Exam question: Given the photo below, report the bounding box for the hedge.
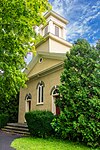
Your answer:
[25,110,54,138]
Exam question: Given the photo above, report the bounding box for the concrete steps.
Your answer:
[2,123,30,136]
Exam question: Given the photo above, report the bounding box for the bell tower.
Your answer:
[36,10,72,53]
[39,11,68,40]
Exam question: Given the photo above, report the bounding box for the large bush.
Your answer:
[25,110,54,138]
[0,94,19,123]
[51,39,100,147]
[0,114,9,128]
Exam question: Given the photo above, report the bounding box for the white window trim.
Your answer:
[37,84,44,105]
[39,57,43,63]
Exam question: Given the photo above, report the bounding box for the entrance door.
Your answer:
[25,93,32,113]
[56,105,60,115]
[25,100,31,122]
[52,89,60,115]
[26,100,31,112]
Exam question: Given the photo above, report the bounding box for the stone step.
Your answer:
[2,123,30,136]
[2,128,30,135]
[3,125,29,132]
[7,123,28,128]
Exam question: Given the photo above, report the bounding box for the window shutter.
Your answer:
[55,26,59,37]
[44,25,48,35]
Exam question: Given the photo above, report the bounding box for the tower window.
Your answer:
[44,25,48,35]
[55,26,59,37]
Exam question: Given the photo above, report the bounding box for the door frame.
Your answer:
[52,88,59,115]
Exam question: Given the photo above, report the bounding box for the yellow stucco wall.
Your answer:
[50,38,70,53]
[36,40,49,52]
[18,67,63,123]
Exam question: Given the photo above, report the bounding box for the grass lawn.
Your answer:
[11,137,99,150]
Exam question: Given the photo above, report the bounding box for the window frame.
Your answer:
[37,82,44,104]
[44,25,48,35]
[55,25,59,37]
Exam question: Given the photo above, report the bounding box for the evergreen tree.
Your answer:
[52,39,100,147]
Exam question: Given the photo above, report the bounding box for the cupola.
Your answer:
[36,10,72,54]
[39,10,68,40]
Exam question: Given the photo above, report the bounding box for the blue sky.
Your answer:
[26,0,100,63]
[49,0,100,45]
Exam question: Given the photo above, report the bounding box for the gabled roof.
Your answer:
[44,10,68,24]
[24,51,66,77]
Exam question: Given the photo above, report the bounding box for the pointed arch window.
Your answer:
[36,81,45,104]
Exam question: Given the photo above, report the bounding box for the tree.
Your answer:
[0,0,51,100]
[96,39,100,51]
[52,39,100,147]
[0,94,19,122]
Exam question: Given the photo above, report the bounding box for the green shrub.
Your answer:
[51,98,100,147]
[25,110,54,138]
[0,113,9,128]
[51,39,100,148]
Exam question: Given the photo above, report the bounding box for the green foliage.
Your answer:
[0,0,51,100]
[25,110,54,138]
[0,113,9,128]
[96,39,100,50]
[51,39,100,147]
[0,94,19,123]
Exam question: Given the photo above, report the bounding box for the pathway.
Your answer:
[0,130,22,150]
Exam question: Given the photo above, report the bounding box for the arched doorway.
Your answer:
[52,88,60,115]
[25,93,32,112]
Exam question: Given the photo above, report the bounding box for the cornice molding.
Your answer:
[28,62,64,81]
[36,33,72,49]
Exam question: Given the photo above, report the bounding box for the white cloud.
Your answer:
[50,0,100,44]
[51,0,64,15]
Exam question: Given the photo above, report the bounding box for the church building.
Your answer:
[18,10,72,123]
